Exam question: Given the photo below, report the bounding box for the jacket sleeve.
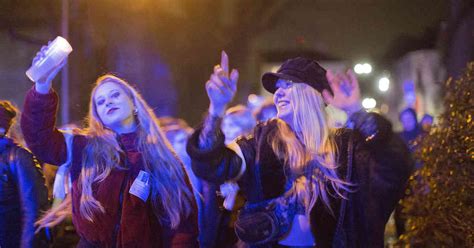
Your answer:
[349,111,414,191]
[21,87,67,165]
[186,125,248,184]
[10,147,49,248]
[348,112,415,246]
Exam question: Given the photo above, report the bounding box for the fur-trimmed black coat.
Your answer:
[187,114,414,248]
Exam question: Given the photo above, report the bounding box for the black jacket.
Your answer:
[187,114,414,248]
[0,137,49,248]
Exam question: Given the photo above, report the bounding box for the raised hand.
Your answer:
[33,44,66,84]
[206,51,239,116]
[322,69,362,116]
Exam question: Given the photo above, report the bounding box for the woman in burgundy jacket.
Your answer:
[21,55,198,247]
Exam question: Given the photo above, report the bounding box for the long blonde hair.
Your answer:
[37,75,194,230]
[271,83,348,216]
[78,74,194,228]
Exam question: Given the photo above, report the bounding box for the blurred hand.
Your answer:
[206,51,239,116]
[322,69,362,116]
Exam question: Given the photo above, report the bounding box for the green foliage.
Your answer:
[398,62,474,247]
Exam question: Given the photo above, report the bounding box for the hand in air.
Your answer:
[322,69,362,115]
[32,44,66,85]
[206,51,239,116]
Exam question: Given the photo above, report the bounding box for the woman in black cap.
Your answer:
[187,52,414,247]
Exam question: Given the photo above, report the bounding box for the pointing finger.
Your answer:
[221,51,229,76]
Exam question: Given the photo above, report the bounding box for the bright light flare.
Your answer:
[362,97,377,109]
[378,77,390,92]
[354,64,364,74]
[354,63,372,74]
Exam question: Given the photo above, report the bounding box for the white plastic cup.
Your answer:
[26,36,73,82]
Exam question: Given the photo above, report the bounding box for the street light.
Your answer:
[362,97,377,109]
[378,77,390,92]
[354,63,372,75]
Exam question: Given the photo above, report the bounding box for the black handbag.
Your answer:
[234,195,296,245]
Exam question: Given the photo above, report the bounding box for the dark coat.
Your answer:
[187,116,414,248]
[21,88,198,247]
[0,137,49,248]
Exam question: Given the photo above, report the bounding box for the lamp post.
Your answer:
[61,0,69,125]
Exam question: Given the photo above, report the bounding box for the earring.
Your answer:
[133,109,138,115]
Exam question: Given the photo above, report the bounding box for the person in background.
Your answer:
[158,116,205,245]
[158,117,195,174]
[394,110,432,238]
[221,105,257,145]
[253,99,277,123]
[22,51,198,247]
[0,100,49,248]
[187,52,413,247]
[398,107,422,151]
[206,105,257,247]
[420,114,434,133]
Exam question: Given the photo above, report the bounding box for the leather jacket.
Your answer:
[0,137,49,248]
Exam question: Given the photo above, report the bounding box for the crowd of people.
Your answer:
[0,49,433,248]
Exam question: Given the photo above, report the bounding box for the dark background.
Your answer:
[0,0,472,126]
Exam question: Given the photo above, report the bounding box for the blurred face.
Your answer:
[259,107,277,122]
[169,131,188,157]
[273,79,295,125]
[94,82,136,132]
[400,111,417,132]
[222,116,244,144]
[421,117,433,131]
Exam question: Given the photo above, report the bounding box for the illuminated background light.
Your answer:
[378,77,390,92]
[354,64,364,74]
[362,63,372,74]
[354,63,372,74]
[362,97,377,109]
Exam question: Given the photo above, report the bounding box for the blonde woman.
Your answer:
[187,52,413,247]
[21,55,198,247]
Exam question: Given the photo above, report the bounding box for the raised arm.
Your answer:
[21,47,68,165]
[326,69,414,245]
[199,51,239,150]
[187,51,246,183]
[323,67,413,181]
